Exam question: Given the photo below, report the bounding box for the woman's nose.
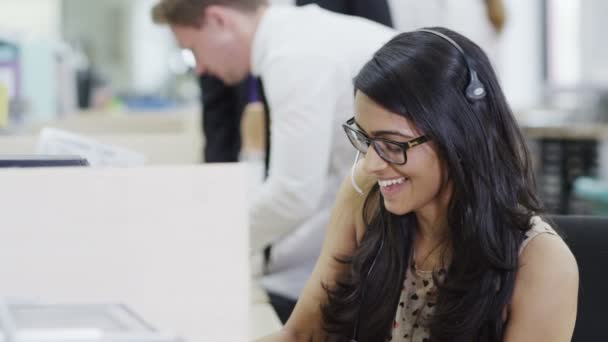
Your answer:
[361,145,388,174]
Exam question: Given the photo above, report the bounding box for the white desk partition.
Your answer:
[0,164,249,341]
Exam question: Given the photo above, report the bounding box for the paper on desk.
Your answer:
[37,128,146,167]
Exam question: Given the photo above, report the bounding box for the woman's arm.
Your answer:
[503,234,579,341]
[257,161,375,341]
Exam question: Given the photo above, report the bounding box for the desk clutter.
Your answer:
[535,138,599,214]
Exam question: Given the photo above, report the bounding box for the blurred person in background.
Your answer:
[389,0,506,67]
[200,0,393,164]
[294,0,392,27]
[152,0,395,323]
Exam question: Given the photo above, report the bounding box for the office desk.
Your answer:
[523,124,608,140]
[250,281,283,338]
[0,164,268,341]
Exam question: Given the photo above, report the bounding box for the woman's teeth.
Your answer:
[378,177,407,188]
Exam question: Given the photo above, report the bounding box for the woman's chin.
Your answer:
[383,198,411,216]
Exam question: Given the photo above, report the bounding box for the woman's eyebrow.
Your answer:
[372,130,413,139]
[354,119,414,139]
[353,119,367,133]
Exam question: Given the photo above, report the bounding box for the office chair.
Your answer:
[548,215,608,341]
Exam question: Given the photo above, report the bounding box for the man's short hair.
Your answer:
[152,0,267,27]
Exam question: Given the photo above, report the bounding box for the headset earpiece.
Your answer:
[466,70,486,101]
[416,29,486,102]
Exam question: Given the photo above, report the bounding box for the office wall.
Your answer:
[0,0,61,39]
[581,0,608,86]
[547,0,608,88]
[499,0,544,111]
[130,0,175,94]
[0,0,62,121]
[61,0,176,95]
[62,0,131,91]
[388,0,544,111]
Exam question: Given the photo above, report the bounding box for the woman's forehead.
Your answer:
[354,93,420,136]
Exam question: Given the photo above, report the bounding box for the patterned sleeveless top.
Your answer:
[388,216,558,342]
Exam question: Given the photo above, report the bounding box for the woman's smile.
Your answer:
[378,176,409,198]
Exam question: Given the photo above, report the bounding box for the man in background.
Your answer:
[152,0,395,322]
[200,0,393,164]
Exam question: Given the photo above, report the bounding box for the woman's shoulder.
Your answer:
[512,215,578,306]
[518,216,576,271]
[506,216,579,339]
[518,216,559,255]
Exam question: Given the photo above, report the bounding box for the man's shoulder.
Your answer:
[262,4,395,46]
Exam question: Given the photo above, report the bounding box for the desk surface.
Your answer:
[523,124,608,140]
[518,108,608,140]
[0,165,249,341]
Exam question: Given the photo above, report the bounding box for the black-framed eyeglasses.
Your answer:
[342,117,429,165]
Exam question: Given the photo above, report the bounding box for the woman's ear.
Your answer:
[441,161,452,188]
[439,152,459,189]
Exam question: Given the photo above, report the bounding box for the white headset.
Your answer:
[350,151,364,195]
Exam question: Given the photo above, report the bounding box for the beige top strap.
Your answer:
[519,216,558,255]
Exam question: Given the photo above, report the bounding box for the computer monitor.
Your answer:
[0,155,89,168]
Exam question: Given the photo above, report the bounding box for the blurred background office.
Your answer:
[4,0,606,215]
[0,0,607,207]
[0,0,607,340]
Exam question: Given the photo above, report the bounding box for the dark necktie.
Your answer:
[257,78,271,179]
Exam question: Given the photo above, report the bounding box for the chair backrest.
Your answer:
[548,215,608,342]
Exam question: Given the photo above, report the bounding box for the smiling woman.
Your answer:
[346,101,447,218]
[259,27,578,342]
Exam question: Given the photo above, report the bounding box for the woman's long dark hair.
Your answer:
[321,28,543,341]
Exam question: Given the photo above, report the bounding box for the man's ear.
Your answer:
[204,5,228,29]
